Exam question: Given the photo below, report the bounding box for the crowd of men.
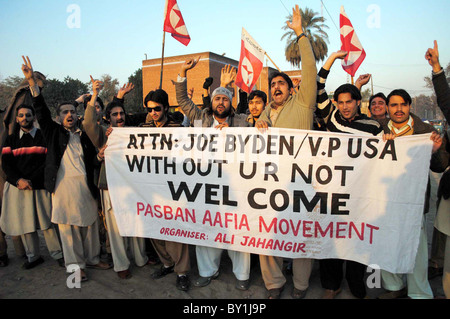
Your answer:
[0,5,449,299]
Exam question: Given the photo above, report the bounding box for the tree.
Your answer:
[124,68,143,114]
[424,62,450,89]
[98,74,120,105]
[0,76,24,111]
[281,7,329,66]
[43,76,89,116]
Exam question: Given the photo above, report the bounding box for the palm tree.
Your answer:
[281,7,329,66]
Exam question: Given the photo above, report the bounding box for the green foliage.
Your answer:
[281,7,329,66]
[124,68,143,114]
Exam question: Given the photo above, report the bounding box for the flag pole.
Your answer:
[160,31,166,89]
[264,52,281,72]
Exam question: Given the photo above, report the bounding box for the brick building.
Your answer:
[142,52,301,111]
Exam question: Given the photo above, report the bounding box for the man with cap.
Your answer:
[173,57,251,291]
[174,57,249,129]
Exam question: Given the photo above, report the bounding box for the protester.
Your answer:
[82,80,151,280]
[315,50,394,299]
[0,72,47,266]
[138,88,191,291]
[255,5,317,299]
[426,40,450,298]
[21,56,112,282]
[0,104,64,269]
[173,56,251,291]
[377,88,447,299]
[368,93,388,120]
[246,91,267,126]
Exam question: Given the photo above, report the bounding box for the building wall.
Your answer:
[142,52,302,110]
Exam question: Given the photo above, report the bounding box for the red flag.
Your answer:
[340,6,366,77]
[235,28,265,94]
[163,0,190,46]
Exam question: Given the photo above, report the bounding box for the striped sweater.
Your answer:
[316,67,383,136]
[1,128,47,189]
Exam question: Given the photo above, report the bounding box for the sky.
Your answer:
[1,0,449,98]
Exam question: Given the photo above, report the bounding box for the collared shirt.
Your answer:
[388,116,414,137]
[19,126,37,139]
[211,117,229,128]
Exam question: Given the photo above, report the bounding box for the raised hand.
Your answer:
[21,56,36,86]
[90,75,104,96]
[287,4,304,36]
[220,65,237,88]
[180,56,200,77]
[425,40,441,72]
[355,74,371,90]
[117,83,135,99]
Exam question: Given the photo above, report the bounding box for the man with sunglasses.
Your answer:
[137,89,191,291]
[0,104,64,270]
[140,89,184,128]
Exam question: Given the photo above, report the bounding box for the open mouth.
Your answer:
[274,91,283,97]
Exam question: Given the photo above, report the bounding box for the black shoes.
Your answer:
[176,275,190,291]
[22,256,44,270]
[152,265,174,279]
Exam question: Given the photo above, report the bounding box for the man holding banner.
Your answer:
[139,89,191,292]
[173,58,251,290]
[315,50,384,299]
[255,5,317,299]
[377,89,447,299]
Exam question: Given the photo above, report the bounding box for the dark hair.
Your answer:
[248,90,267,104]
[144,89,169,109]
[369,93,387,108]
[269,72,293,89]
[16,104,35,116]
[56,102,76,116]
[83,95,104,111]
[387,89,412,106]
[333,84,362,102]
[104,101,125,120]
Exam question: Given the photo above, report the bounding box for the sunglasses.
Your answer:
[147,106,162,113]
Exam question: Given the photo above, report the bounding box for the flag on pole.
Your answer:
[235,28,266,94]
[163,0,190,46]
[340,6,366,77]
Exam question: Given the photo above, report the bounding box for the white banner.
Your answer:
[105,127,433,273]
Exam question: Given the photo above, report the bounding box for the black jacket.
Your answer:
[33,93,99,199]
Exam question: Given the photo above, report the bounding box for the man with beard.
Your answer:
[22,56,111,282]
[173,58,251,291]
[254,5,317,300]
[174,57,249,129]
[83,81,150,281]
[0,104,64,269]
